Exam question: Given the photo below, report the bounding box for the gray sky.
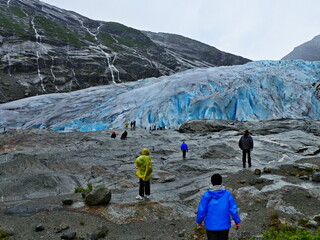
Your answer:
[41,0,320,61]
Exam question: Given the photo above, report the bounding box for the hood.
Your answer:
[142,148,150,155]
[207,185,226,200]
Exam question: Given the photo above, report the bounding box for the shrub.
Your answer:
[0,229,11,240]
[261,225,320,240]
[74,183,93,193]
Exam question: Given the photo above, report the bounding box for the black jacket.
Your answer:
[238,135,253,151]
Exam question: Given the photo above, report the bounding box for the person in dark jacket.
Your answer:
[120,130,128,140]
[238,130,254,168]
[196,174,241,240]
[111,132,116,139]
[180,141,189,158]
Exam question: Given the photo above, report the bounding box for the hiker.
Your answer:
[125,122,129,128]
[111,132,116,139]
[120,130,128,140]
[135,148,153,200]
[196,174,241,240]
[238,129,254,168]
[180,141,189,158]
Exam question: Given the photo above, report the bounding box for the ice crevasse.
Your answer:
[1,60,320,132]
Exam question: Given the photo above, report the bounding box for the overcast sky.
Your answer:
[41,0,320,61]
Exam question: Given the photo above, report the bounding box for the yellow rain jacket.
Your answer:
[135,148,153,181]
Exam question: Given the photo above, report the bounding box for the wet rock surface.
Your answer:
[0,119,320,239]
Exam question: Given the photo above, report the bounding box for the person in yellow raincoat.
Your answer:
[135,148,153,200]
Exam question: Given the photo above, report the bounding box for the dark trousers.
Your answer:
[182,150,187,158]
[206,229,229,240]
[242,150,251,168]
[139,178,150,197]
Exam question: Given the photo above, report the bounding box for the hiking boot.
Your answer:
[145,195,150,200]
[135,195,144,200]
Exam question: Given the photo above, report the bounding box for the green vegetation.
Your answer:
[84,32,97,44]
[33,16,85,47]
[104,22,139,35]
[0,229,11,240]
[9,6,27,18]
[0,12,26,35]
[100,22,152,50]
[248,213,320,240]
[298,218,310,227]
[97,32,123,52]
[74,183,93,193]
[259,225,320,240]
[114,35,146,49]
[98,32,116,46]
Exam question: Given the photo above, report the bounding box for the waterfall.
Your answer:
[80,20,121,84]
[31,17,46,92]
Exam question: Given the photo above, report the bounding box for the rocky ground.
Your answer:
[0,119,320,239]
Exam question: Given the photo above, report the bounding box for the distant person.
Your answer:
[135,148,153,200]
[180,141,189,158]
[125,122,129,128]
[111,132,116,139]
[121,130,128,140]
[196,174,241,240]
[238,129,254,168]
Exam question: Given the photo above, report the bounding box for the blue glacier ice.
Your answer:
[1,60,320,132]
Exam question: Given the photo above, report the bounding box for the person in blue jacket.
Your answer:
[180,141,189,158]
[196,174,241,240]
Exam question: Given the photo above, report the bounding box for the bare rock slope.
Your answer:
[0,119,320,239]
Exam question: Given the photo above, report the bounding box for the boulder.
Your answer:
[306,220,318,229]
[61,232,76,239]
[263,167,271,173]
[62,199,74,205]
[54,223,69,233]
[312,171,320,182]
[35,224,44,231]
[299,175,310,180]
[85,233,98,240]
[314,215,320,223]
[254,169,261,176]
[94,225,109,238]
[85,185,112,206]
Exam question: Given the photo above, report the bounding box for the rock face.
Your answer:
[143,31,249,67]
[0,0,250,103]
[282,34,320,61]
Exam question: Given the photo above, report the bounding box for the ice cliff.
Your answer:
[1,60,320,132]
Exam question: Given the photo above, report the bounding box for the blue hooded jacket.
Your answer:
[196,187,241,231]
[181,143,188,151]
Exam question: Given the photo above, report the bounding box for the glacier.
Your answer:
[1,60,320,132]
